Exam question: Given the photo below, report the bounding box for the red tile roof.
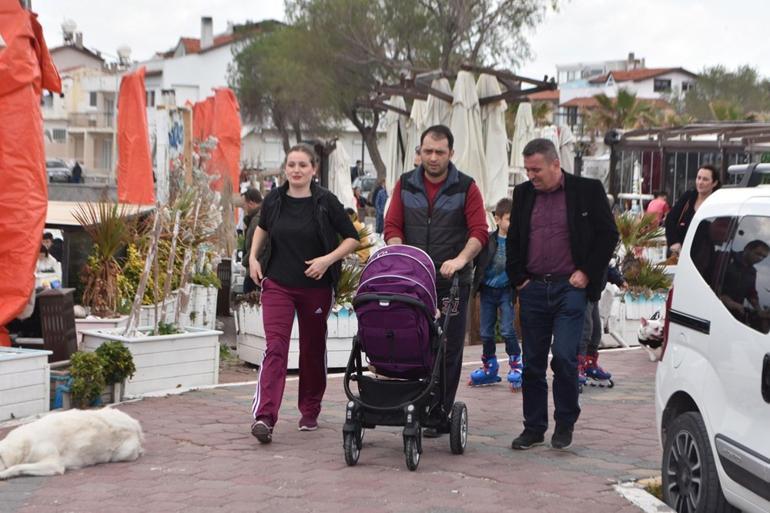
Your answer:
[561,96,671,109]
[527,89,559,101]
[588,67,696,84]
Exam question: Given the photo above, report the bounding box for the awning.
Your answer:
[45,201,154,227]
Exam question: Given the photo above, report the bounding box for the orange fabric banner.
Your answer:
[209,88,241,191]
[117,67,155,204]
[0,2,61,346]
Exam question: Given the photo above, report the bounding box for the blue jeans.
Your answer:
[518,279,587,434]
[479,286,521,358]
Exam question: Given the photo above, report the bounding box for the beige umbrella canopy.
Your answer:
[328,141,356,210]
[477,73,509,208]
[449,71,487,200]
[558,124,576,174]
[509,102,535,184]
[424,77,453,127]
[382,95,408,193]
[403,98,427,173]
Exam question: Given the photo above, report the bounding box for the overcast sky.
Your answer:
[33,0,770,79]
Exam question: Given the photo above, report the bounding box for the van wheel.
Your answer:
[662,412,737,513]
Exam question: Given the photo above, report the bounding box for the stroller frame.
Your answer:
[342,275,467,470]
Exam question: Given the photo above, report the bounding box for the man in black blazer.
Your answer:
[506,138,618,450]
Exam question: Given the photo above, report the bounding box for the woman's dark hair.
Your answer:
[284,143,319,167]
[699,164,721,191]
[39,245,48,256]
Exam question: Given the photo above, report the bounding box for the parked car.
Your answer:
[46,159,71,183]
[655,163,770,513]
[352,175,377,197]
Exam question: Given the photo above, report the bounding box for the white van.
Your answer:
[655,163,770,513]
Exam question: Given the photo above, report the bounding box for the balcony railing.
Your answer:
[68,111,115,129]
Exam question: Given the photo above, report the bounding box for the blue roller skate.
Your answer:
[468,355,501,386]
[584,354,614,388]
[577,355,587,393]
[507,354,523,392]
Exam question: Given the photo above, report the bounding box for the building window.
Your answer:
[89,91,97,107]
[146,90,155,107]
[654,78,672,92]
[52,129,67,143]
[681,81,694,92]
[566,106,578,127]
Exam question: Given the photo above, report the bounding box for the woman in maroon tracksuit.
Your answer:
[247,144,359,443]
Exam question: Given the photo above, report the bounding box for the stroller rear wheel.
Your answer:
[450,402,468,455]
[404,435,421,471]
[343,428,361,466]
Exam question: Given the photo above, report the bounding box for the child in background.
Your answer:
[468,198,523,390]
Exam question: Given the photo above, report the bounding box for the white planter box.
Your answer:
[0,347,52,421]
[75,315,129,346]
[80,326,222,396]
[137,292,178,327]
[235,303,357,369]
[177,285,218,329]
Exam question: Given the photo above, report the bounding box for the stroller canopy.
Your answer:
[356,245,437,314]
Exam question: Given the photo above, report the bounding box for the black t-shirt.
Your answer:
[263,195,330,288]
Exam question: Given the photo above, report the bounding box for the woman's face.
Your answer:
[284,151,315,188]
[696,168,718,195]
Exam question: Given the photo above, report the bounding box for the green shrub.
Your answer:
[191,270,221,289]
[70,352,106,408]
[95,341,136,385]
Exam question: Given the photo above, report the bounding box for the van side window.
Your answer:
[719,216,770,334]
[688,216,736,292]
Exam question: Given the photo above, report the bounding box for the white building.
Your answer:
[138,17,384,176]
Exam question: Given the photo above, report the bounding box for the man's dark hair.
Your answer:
[242,188,262,204]
[653,190,668,198]
[39,244,48,256]
[414,145,421,154]
[745,239,770,252]
[345,207,356,218]
[43,232,54,241]
[420,125,454,150]
[522,138,559,162]
[494,197,513,218]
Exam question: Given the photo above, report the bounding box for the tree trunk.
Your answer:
[348,110,386,181]
[272,111,292,153]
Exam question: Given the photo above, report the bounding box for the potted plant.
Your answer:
[69,351,106,409]
[94,341,136,403]
[72,202,133,342]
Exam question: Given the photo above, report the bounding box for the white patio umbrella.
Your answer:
[382,95,407,193]
[403,98,427,172]
[424,77,453,127]
[477,73,509,207]
[537,125,560,151]
[558,124,577,174]
[327,141,356,210]
[509,102,535,184]
[449,71,487,203]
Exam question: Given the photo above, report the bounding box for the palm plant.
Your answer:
[586,88,655,134]
[615,212,666,286]
[73,202,131,317]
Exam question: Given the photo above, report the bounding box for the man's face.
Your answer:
[524,152,561,191]
[245,200,260,214]
[42,239,52,250]
[745,245,770,266]
[495,213,510,234]
[419,135,453,179]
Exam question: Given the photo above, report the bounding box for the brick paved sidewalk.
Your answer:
[0,348,661,513]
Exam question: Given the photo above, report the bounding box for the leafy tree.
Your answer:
[232,0,557,179]
[684,65,770,121]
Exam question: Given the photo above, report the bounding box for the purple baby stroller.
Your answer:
[342,245,468,470]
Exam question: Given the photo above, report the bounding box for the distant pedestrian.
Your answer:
[70,161,82,183]
[646,190,670,226]
[507,138,618,451]
[240,188,263,294]
[350,159,363,184]
[247,143,359,444]
[370,178,387,234]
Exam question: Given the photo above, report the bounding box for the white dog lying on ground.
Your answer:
[0,408,144,480]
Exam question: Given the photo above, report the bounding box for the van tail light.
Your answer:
[660,287,674,360]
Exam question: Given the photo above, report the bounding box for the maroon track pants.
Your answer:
[251,278,333,427]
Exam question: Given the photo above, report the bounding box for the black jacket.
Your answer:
[471,228,507,296]
[506,171,619,302]
[665,189,698,248]
[258,181,358,290]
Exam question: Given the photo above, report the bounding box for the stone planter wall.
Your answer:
[235,303,357,369]
[80,326,222,396]
[0,347,52,421]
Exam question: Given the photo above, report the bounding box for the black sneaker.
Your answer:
[251,420,273,444]
[511,429,545,450]
[551,424,573,449]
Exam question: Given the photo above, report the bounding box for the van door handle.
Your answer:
[763,354,770,403]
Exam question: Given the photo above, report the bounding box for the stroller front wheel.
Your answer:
[343,431,361,466]
[404,435,420,471]
[450,402,468,455]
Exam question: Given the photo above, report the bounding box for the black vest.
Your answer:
[401,164,473,288]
